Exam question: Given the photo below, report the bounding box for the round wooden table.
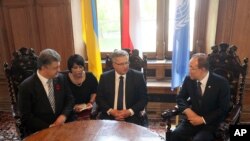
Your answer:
[23,120,164,141]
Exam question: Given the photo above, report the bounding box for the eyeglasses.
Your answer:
[189,67,200,71]
[114,62,130,66]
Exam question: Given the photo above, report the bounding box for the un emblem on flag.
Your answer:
[175,0,189,29]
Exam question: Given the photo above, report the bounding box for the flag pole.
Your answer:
[175,87,181,125]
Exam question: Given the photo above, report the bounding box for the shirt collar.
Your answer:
[198,71,209,85]
[115,71,126,80]
[37,70,49,85]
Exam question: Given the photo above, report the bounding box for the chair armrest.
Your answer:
[161,106,180,140]
[140,109,149,127]
[161,106,180,121]
[90,102,100,119]
[225,104,241,124]
[215,104,241,140]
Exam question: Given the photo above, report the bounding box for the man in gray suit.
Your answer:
[18,49,74,134]
[96,49,148,126]
[171,53,230,141]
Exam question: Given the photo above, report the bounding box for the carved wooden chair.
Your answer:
[105,49,148,80]
[161,43,248,141]
[103,49,149,126]
[3,47,38,139]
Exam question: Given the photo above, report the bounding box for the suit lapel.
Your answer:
[110,71,116,104]
[203,73,214,97]
[125,70,132,105]
[52,78,58,114]
[34,74,53,113]
[34,74,55,114]
[35,74,49,100]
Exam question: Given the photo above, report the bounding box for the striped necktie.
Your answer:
[47,79,55,113]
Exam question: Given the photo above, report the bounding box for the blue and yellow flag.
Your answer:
[81,0,102,80]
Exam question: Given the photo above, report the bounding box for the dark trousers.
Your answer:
[170,120,215,141]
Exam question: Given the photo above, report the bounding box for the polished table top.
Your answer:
[23,120,164,141]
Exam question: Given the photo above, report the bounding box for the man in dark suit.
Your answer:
[18,49,74,134]
[171,53,230,141]
[96,49,148,126]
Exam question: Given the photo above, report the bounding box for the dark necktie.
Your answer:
[117,76,124,110]
[47,79,55,113]
[197,81,202,96]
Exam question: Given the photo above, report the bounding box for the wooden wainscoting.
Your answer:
[146,80,177,120]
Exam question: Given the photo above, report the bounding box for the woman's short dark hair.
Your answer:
[67,54,85,71]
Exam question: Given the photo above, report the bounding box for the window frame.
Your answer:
[99,0,208,60]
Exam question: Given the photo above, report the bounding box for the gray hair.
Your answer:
[191,53,209,70]
[37,48,61,69]
[111,49,129,62]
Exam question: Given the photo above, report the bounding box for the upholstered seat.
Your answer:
[161,43,248,141]
[4,47,38,139]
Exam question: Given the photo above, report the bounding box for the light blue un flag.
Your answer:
[171,0,190,90]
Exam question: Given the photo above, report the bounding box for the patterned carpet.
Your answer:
[0,111,20,141]
[0,111,166,141]
[148,119,166,139]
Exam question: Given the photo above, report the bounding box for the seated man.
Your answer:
[96,49,148,126]
[171,53,230,141]
[18,49,75,134]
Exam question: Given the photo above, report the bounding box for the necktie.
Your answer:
[117,76,124,110]
[47,79,55,113]
[197,81,202,96]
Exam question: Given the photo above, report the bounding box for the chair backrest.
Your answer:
[208,43,248,124]
[105,49,148,80]
[3,47,38,139]
[104,49,148,126]
[161,43,248,141]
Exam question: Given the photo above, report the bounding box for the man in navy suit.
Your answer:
[18,49,74,134]
[171,53,230,141]
[96,49,148,126]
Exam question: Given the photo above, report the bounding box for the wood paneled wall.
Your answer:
[216,0,250,62]
[216,0,250,90]
[216,0,250,120]
[0,0,74,69]
[0,0,75,110]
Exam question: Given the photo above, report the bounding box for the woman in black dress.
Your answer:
[66,54,98,120]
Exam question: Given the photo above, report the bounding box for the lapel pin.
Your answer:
[208,86,211,88]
